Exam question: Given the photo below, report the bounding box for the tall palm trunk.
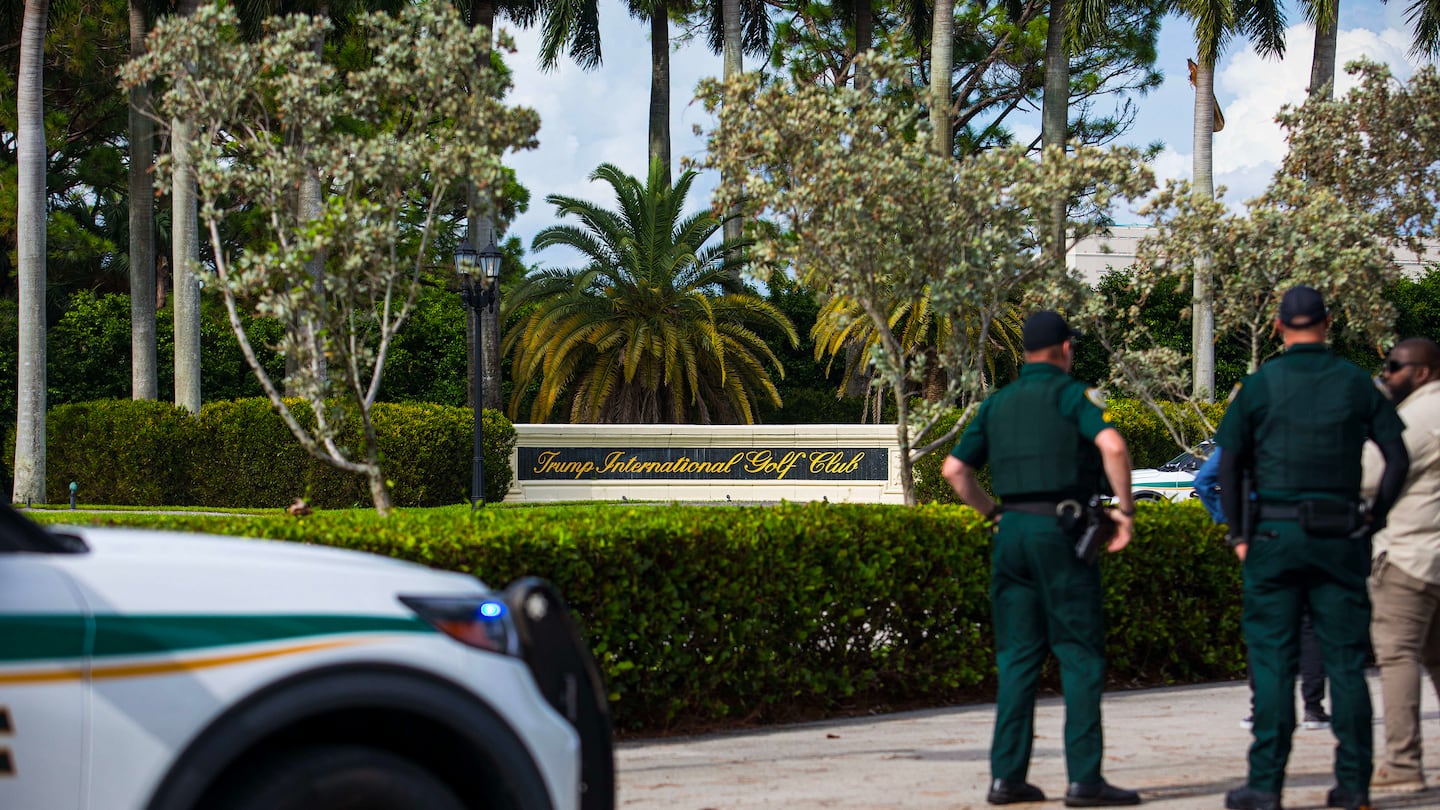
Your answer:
[1191,58,1217,400]
[842,0,880,397]
[930,0,955,156]
[721,0,743,249]
[13,0,49,504]
[853,0,873,91]
[469,0,502,411]
[649,5,671,183]
[172,0,202,414]
[1309,17,1337,98]
[287,5,329,396]
[1042,0,1069,266]
[129,1,157,401]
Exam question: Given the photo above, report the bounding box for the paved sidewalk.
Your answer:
[618,674,1440,809]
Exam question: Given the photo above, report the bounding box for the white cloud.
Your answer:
[1146,12,1424,213]
[500,0,1433,258]
[501,7,722,268]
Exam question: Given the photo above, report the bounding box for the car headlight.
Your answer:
[398,595,518,657]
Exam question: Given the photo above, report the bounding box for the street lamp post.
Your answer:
[454,235,504,509]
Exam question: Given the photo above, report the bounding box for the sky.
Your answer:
[497,0,1432,269]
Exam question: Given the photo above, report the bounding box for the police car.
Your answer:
[0,504,613,810]
[1130,442,1213,503]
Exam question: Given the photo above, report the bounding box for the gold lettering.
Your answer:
[533,450,561,474]
[531,451,597,478]
[774,451,803,479]
[744,450,806,479]
[743,450,774,474]
[809,451,864,475]
[809,451,840,473]
[599,451,627,474]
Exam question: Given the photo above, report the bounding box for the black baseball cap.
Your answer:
[1278,285,1328,328]
[1022,310,1080,351]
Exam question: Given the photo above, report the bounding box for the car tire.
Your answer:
[211,743,466,810]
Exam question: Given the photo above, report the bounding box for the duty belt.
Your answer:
[1003,500,1086,519]
[1256,501,1359,521]
[1256,503,1304,521]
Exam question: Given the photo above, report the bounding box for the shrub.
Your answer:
[37,398,514,508]
[39,501,1242,732]
[45,400,202,505]
[912,397,1228,505]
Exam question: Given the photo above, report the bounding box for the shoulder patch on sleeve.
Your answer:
[1227,382,1242,403]
[1085,387,1107,409]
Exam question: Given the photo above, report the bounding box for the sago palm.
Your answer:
[504,159,798,424]
[812,293,1024,415]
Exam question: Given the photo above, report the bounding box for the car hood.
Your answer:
[1130,468,1196,486]
[42,526,484,615]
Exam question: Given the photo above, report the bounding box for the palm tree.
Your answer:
[1040,0,1111,263]
[129,0,157,401]
[13,0,48,503]
[458,0,602,411]
[1306,0,1338,98]
[1405,0,1440,57]
[171,0,203,414]
[1180,0,1284,398]
[700,0,769,245]
[931,0,955,156]
[504,160,798,423]
[812,294,1024,419]
[628,0,676,182]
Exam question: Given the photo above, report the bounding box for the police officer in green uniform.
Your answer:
[1216,286,1410,810]
[943,310,1141,808]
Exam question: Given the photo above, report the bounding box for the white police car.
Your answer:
[0,504,612,810]
[1131,442,1213,503]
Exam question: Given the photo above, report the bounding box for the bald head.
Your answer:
[1383,337,1440,402]
[1395,337,1440,373]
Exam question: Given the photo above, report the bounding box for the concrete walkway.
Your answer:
[617,673,1440,809]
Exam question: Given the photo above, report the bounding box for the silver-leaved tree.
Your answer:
[1087,173,1395,452]
[122,4,540,513]
[700,55,1154,505]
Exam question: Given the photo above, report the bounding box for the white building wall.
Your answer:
[1066,225,1440,286]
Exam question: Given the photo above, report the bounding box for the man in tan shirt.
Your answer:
[1363,337,1440,792]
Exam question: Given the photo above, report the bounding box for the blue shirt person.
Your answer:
[1193,447,1226,523]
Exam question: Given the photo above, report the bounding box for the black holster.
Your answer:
[1073,495,1116,565]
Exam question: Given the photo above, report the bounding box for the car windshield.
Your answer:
[1157,441,1215,473]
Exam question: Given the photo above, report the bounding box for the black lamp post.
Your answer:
[455,235,503,509]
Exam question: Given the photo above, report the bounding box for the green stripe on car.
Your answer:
[0,615,432,662]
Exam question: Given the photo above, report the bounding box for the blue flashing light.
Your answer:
[478,601,505,619]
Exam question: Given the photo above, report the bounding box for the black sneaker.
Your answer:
[987,779,1046,805]
[1064,780,1141,807]
[1225,785,1282,810]
[1325,786,1371,810]
[1302,708,1331,731]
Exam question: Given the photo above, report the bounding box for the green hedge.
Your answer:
[34,398,515,508]
[37,501,1241,732]
[913,398,1227,505]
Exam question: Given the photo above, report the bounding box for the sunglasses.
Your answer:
[1385,359,1421,374]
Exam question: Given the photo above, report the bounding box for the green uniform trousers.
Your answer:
[990,511,1106,784]
[1243,520,1372,794]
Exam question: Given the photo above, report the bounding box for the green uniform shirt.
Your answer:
[950,362,1114,500]
[1215,342,1404,503]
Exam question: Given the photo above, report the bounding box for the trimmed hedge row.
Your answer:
[914,398,1227,504]
[37,501,1242,732]
[35,398,515,508]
